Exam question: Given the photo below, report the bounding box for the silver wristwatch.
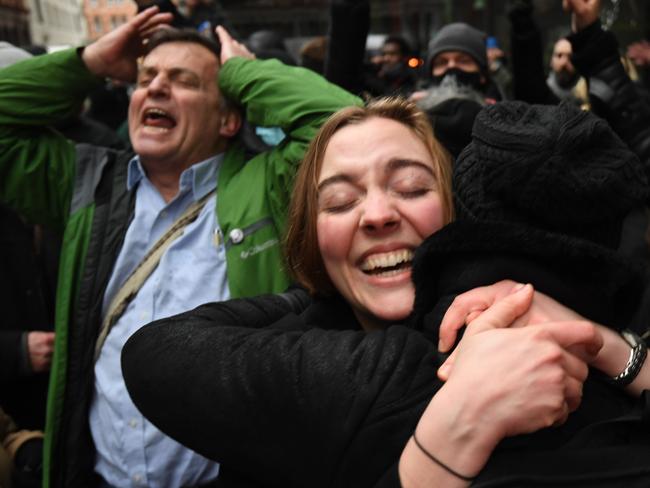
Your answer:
[610,329,648,387]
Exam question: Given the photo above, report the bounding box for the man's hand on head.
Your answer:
[215,25,256,65]
[82,6,173,82]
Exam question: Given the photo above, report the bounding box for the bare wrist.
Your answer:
[399,437,469,488]
[401,383,498,486]
[591,325,631,377]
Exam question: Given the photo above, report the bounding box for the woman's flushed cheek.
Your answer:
[410,197,445,239]
[317,213,361,300]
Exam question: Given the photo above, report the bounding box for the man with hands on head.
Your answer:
[0,6,359,487]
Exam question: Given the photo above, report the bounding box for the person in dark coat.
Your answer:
[410,22,496,159]
[122,97,650,487]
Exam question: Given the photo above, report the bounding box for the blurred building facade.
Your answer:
[0,0,648,78]
[28,0,86,47]
[83,0,135,41]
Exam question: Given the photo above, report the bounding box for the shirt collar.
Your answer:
[127,154,224,200]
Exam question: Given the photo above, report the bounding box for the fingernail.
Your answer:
[438,339,447,352]
[515,283,532,295]
[510,283,526,293]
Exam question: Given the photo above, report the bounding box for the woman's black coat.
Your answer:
[123,276,650,487]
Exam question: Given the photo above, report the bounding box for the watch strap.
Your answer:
[610,329,648,387]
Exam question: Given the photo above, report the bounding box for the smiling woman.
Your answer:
[285,99,452,329]
[121,98,650,488]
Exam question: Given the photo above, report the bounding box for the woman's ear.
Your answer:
[219,109,242,138]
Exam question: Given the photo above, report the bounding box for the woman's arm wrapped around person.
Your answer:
[398,286,602,487]
[437,281,650,397]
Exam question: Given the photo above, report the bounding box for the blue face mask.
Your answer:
[255,126,285,146]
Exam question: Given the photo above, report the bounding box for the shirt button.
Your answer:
[229,228,244,244]
[129,418,138,428]
[133,473,142,483]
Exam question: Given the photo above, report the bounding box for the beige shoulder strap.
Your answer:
[94,191,215,362]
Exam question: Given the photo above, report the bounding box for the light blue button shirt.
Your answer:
[90,155,228,488]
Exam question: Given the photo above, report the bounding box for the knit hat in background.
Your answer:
[0,42,32,69]
[426,23,487,73]
[454,100,650,249]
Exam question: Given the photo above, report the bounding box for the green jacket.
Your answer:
[0,48,360,487]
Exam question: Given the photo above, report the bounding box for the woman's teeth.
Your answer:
[360,249,413,274]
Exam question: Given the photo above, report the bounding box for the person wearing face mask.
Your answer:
[409,23,497,160]
[121,98,650,487]
[423,22,505,103]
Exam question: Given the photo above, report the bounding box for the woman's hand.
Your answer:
[437,282,540,380]
[400,295,602,487]
[445,322,601,437]
[439,281,587,353]
[438,279,525,353]
[438,282,599,380]
[437,281,650,396]
[440,284,598,373]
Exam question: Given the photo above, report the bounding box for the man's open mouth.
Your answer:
[142,108,176,131]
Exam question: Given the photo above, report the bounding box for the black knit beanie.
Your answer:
[454,101,650,248]
[410,101,650,335]
[426,23,487,74]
